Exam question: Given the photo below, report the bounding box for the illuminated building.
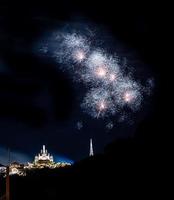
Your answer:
[9,162,25,176]
[33,145,54,168]
[26,145,71,169]
[0,164,6,175]
[0,145,72,177]
[0,142,101,177]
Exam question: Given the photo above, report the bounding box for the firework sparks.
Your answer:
[78,50,121,87]
[97,100,107,118]
[123,91,136,103]
[37,24,153,122]
[64,33,88,48]
[109,73,116,81]
[95,66,107,78]
[106,121,114,130]
[62,33,90,64]
[98,101,106,110]
[87,51,106,67]
[73,49,86,62]
[76,121,83,130]
[81,88,116,118]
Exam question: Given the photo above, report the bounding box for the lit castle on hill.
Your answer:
[27,145,71,169]
[0,139,94,176]
[34,145,54,165]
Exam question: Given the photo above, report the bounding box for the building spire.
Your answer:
[89,138,94,156]
[43,145,46,154]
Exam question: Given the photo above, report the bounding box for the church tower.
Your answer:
[89,138,94,156]
[34,145,54,166]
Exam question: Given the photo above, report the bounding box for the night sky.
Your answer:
[0,1,164,163]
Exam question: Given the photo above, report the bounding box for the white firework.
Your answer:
[76,121,83,130]
[62,33,90,64]
[113,77,143,111]
[72,49,86,63]
[80,50,121,86]
[87,50,107,68]
[81,88,116,118]
[109,73,117,82]
[36,25,153,122]
[123,91,136,102]
[63,33,88,48]
[40,32,90,70]
[106,121,114,130]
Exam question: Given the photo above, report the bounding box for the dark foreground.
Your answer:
[0,137,163,199]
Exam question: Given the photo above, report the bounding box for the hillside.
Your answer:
[0,139,161,199]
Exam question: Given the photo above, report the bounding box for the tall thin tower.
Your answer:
[89,138,94,156]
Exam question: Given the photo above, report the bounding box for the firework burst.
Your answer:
[81,88,117,118]
[37,24,153,123]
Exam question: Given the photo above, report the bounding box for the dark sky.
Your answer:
[0,1,164,162]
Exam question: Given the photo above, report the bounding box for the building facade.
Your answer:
[26,145,71,169]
